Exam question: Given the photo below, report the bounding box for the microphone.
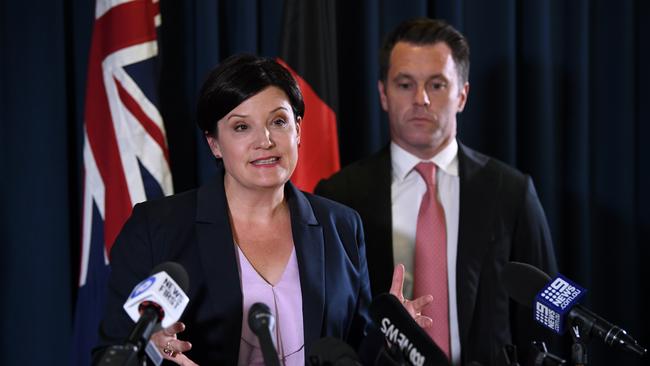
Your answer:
[248,302,281,366]
[369,293,450,366]
[123,261,190,328]
[502,261,646,356]
[97,262,190,365]
[308,337,361,365]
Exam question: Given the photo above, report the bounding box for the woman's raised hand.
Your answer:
[150,322,198,366]
[389,264,434,329]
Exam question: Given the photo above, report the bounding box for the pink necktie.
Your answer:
[413,162,450,360]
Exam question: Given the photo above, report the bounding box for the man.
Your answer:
[315,18,558,365]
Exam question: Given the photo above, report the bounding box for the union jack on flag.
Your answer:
[71,0,173,364]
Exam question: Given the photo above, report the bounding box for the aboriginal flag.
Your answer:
[279,0,340,192]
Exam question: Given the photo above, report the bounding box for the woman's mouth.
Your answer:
[251,157,280,165]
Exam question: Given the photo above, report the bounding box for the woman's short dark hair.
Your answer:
[197,54,305,136]
[379,18,470,85]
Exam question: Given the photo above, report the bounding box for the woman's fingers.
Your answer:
[175,354,199,366]
[414,314,433,329]
[162,347,199,366]
[160,340,194,364]
[410,295,433,313]
[393,287,433,329]
[162,339,196,365]
[150,322,197,364]
[163,321,186,336]
[168,338,193,354]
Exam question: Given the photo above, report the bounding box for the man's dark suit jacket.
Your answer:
[95,166,372,365]
[315,141,559,365]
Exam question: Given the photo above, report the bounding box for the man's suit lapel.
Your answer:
[456,142,493,348]
[361,147,394,295]
[195,172,242,364]
[286,183,325,357]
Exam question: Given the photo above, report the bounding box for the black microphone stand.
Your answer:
[96,344,142,366]
[529,341,566,366]
[501,344,520,366]
[569,325,588,366]
[256,325,281,366]
[97,306,160,366]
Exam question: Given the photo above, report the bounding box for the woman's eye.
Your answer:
[273,118,287,127]
[234,124,248,132]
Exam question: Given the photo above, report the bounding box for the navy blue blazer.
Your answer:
[315,141,559,365]
[95,166,373,365]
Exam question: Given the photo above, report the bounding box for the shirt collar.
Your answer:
[391,139,459,182]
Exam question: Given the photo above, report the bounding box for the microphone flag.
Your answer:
[124,270,190,328]
[534,274,586,334]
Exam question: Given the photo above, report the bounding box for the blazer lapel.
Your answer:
[195,172,242,363]
[286,183,325,357]
[455,142,493,348]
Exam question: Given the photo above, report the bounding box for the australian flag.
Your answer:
[70,1,173,364]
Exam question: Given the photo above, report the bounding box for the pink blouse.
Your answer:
[237,246,304,366]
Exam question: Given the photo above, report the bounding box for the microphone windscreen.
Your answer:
[248,302,274,335]
[308,337,360,366]
[502,261,550,308]
[151,261,190,292]
[369,293,449,366]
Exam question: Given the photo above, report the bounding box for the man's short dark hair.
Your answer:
[379,18,470,85]
[197,54,305,136]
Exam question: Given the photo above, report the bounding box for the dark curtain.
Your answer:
[1,0,647,365]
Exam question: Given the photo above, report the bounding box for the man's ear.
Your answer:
[205,133,222,158]
[378,80,389,112]
[457,82,470,112]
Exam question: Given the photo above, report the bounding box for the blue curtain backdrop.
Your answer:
[1,0,648,365]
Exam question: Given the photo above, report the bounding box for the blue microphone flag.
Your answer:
[534,274,586,333]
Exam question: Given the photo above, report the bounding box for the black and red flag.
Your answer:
[278,0,340,192]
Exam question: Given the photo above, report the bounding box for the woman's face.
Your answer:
[206,86,301,191]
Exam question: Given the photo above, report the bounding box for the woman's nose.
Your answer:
[256,128,275,149]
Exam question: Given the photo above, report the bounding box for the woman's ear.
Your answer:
[295,116,302,146]
[205,132,222,158]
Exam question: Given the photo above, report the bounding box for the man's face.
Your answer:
[379,41,469,159]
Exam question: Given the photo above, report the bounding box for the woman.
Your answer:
[94,54,431,365]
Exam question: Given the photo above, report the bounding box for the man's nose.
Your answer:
[414,85,431,106]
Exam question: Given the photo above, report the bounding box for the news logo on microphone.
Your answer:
[379,316,427,366]
[369,293,449,366]
[534,274,586,333]
[123,270,190,328]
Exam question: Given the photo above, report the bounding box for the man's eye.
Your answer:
[397,82,412,90]
[430,82,447,90]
